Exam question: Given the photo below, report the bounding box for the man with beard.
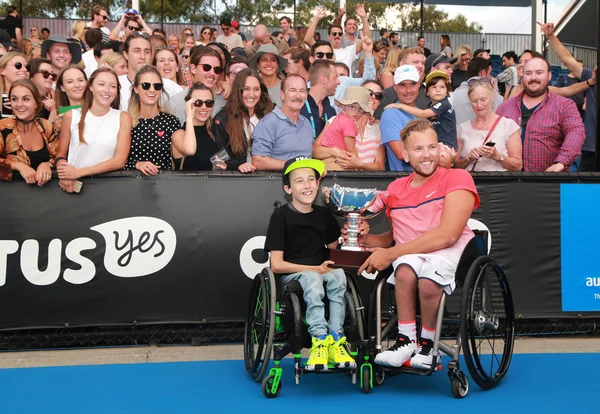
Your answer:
[497,57,585,172]
[301,60,340,139]
[252,75,314,171]
[358,118,479,370]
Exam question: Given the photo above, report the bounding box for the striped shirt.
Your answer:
[496,91,585,171]
[355,121,382,163]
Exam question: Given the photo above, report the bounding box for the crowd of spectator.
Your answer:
[0,4,597,190]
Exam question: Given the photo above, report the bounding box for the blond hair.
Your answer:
[381,46,402,78]
[99,52,126,69]
[72,21,86,41]
[400,118,436,143]
[453,44,473,68]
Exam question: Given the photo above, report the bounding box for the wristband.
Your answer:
[54,156,66,166]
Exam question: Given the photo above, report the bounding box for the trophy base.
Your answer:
[328,248,371,269]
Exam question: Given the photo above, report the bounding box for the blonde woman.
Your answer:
[99,52,128,76]
[0,52,30,93]
[125,65,196,175]
[29,26,43,46]
[451,44,472,90]
[380,46,402,88]
[18,39,33,61]
[71,21,87,52]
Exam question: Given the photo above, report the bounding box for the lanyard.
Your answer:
[304,100,328,139]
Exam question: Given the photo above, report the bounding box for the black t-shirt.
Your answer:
[428,97,457,150]
[174,123,220,171]
[451,68,469,91]
[0,15,22,39]
[520,101,541,144]
[265,204,341,275]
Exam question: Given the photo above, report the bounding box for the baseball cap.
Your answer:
[425,53,458,75]
[231,21,239,29]
[393,65,420,84]
[473,48,491,57]
[425,70,449,85]
[283,157,325,182]
[124,8,139,15]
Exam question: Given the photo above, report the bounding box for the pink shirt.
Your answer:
[370,168,480,266]
[320,111,358,151]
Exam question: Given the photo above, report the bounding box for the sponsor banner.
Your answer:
[0,174,598,331]
[561,184,600,311]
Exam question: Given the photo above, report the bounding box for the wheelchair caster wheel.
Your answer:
[374,364,385,386]
[361,367,371,394]
[451,373,469,398]
[262,374,282,398]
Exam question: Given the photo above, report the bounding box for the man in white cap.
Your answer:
[380,65,421,171]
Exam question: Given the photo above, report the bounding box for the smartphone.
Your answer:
[1,94,12,118]
[485,142,496,147]
[73,180,83,194]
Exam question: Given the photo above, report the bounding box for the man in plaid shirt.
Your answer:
[497,57,585,172]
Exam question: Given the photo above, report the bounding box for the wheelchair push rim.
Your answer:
[244,269,276,382]
[460,256,515,390]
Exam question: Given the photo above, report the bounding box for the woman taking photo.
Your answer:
[454,78,522,172]
[55,67,131,192]
[173,83,220,171]
[153,47,186,88]
[212,68,273,173]
[249,44,287,107]
[49,64,87,133]
[125,66,196,175]
[0,52,30,94]
[0,79,57,185]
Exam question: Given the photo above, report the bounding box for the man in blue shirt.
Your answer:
[252,75,314,170]
[380,65,420,171]
[541,22,597,171]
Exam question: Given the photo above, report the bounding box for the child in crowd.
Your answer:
[385,70,458,151]
[318,86,373,170]
[264,157,356,371]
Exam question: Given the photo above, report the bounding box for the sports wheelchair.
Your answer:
[244,267,367,398]
[360,230,515,397]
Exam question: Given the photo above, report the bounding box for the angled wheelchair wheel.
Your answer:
[345,272,366,341]
[367,269,397,343]
[460,256,515,390]
[244,268,276,382]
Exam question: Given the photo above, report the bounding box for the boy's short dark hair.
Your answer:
[282,157,325,187]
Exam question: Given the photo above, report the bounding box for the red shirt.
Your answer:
[496,91,585,171]
[370,167,480,266]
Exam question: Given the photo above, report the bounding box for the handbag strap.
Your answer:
[471,116,502,172]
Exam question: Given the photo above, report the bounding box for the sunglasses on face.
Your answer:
[315,51,334,59]
[14,62,31,72]
[37,69,57,80]
[199,63,223,74]
[127,26,140,31]
[367,89,383,100]
[98,14,108,20]
[467,77,492,87]
[192,99,215,108]
[331,32,343,37]
[137,82,164,90]
[182,54,190,59]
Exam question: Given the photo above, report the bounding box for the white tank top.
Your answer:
[68,108,122,169]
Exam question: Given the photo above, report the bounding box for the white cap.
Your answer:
[394,65,420,84]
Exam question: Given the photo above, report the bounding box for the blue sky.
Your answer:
[438,0,571,33]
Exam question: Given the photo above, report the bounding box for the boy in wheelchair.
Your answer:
[264,157,356,372]
[359,119,480,370]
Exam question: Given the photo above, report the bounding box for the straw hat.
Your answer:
[334,86,373,114]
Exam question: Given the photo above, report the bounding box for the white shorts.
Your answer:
[389,254,457,295]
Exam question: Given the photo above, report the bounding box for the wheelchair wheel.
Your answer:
[345,272,366,341]
[367,269,397,343]
[262,374,282,398]
[244,268,276,382]
[460,256,515,390]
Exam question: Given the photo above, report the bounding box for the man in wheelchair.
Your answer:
[264,156,356,372]
[358,118,480,370]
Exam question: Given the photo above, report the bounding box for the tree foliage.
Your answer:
[397,4,483,33]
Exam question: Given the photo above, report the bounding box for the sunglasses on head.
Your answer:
[137,82,164,91]
[367,89,383,100]
[37,69,57,80]
[14,62,31,72]
[130,31,150,40]
[467,77,492,88]
[315,51,334,59]
[331,31,343,37]
[192,99,215,108]
[127,25,140,31]
[199,63,223,74]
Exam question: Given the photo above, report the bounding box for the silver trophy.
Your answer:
[322,184,382,251]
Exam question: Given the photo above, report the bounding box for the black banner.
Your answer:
[1,172,599,331]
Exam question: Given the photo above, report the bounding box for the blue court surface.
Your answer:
[0,353,598,413]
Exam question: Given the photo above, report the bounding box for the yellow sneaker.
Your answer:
[328,335,356,368]
[306,336,330,371]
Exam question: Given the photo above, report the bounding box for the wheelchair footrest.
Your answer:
[378,360,442,376]
[298,365,358,375]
